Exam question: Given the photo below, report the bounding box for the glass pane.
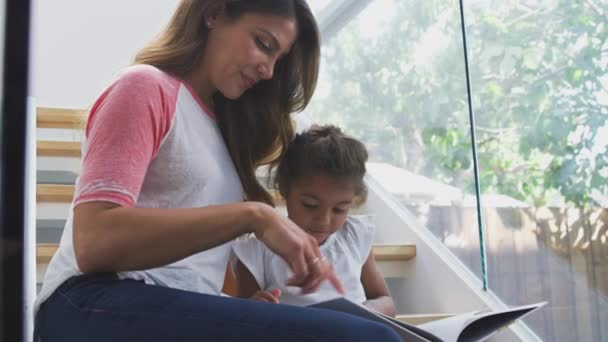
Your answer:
[307,0,334,17]
[306,0,485,279]
[466,0,608,340]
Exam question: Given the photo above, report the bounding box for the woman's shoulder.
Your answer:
[114,64,181,90]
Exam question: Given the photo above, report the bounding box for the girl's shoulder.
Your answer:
[328,215,375,259]
[342,215,375,238]
[334,215,375,249]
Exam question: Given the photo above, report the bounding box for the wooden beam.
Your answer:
[37,107,87,129]
[37,184,75,203]
[34,185,284,206]
[37,140,81,157]
[372,244,416,261]
[36,244,59,264]
[37,243,416,266]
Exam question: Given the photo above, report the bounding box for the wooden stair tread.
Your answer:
[36,183,285,206]
[36,244,59,264]
[372,244,416,261]
[37,140,81,157]
[37,243,415,265]
[37,107,87,129]
[36,184,75,203]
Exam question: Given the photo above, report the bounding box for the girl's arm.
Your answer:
[235,259,281,303]
[360,251,397,317]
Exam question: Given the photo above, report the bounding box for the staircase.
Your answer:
[35,107,420,319]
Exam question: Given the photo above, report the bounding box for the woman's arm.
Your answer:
[74,201,343,294]
[360,251,397,317]
[74,201,261,273]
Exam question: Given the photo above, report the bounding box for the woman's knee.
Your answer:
[356,320,402,341]
[324,318,402,341]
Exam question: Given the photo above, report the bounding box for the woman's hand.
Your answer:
[250,289,282,304]
[250,202,344,295]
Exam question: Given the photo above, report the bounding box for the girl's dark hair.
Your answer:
[276,125,369,203]
[135,0,319,205]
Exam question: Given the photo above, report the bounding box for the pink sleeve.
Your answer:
[74,66,179,207]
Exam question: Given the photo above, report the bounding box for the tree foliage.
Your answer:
[306,0,608,207]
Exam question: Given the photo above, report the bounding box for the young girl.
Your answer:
[234,125,397,317]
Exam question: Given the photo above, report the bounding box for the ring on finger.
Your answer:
[308,256,326,266]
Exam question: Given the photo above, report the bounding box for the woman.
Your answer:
[34,1,401,341]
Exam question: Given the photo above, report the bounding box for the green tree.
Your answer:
[306,0,608,207]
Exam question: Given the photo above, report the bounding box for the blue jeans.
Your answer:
[34,273,401,341]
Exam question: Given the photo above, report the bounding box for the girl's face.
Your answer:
[198,12,297,101]
[282,173,357,244]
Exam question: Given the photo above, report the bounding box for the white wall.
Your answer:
[31,0,177,108]
[366,176,541,341]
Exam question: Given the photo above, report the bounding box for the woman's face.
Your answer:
[200,12,298,100]
[282,173,356,245]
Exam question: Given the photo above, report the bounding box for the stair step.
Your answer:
[36,219,65,244]
[36,243,415,265]
[373,244,416,261]
[37,170,78,185]
[37,107,87,129]
[36,244,58,264]
[37,140,81,157]
[38,156,82,173]
[36,184,74,203]
[35,183,285,206]
[37,219,66,230]
[34,220,412,260]
[37,227,64,244]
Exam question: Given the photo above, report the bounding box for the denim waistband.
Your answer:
[57,272,119,294]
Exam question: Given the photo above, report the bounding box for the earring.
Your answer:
[206,21,213,28]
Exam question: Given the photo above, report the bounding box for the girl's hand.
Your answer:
[250,289,282,304]
[250,203,344,295]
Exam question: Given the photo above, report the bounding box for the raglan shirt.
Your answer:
[35,65,244,312]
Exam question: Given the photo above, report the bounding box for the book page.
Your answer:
[458,303,546,341]
[375,311,443,342]
[416,312,479,342]
[418,302,546,342]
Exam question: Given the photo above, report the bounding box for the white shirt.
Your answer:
[233,216,375,306]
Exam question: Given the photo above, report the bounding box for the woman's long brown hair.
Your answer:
[134,0,320,205]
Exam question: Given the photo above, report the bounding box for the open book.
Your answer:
[309,298,546,342]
